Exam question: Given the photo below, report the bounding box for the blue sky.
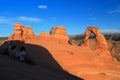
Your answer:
[0,0,120,37]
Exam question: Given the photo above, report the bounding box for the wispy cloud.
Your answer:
[89,18,96,20]
[0,19,8,24]
[0,17,9,24]
[0,16,42,24]
[17,16,41,22]
[109,9,120,14]
[0,16,5,18]
[88,13,96,20]
[38,5,48,9]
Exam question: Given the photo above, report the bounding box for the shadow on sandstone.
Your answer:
[0,40,84,80]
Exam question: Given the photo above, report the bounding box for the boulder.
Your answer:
[50,26,69,40]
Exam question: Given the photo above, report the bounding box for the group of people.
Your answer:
[1,42,26,62]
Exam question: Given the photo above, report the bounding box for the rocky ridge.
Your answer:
[8,22,69,43]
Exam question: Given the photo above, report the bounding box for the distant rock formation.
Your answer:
[108,41,120,61]
[84,26,109,50]
[38,26,69,43]
[22,26,37,40]
[39,31,49,37]
[8,22,37,41]
[8,22,24,41]
[50,26,69,41]
[8,23,69,43]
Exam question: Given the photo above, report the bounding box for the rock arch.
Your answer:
[84,26,109,50]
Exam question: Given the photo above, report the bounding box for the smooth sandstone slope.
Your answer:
[25,38,120,80]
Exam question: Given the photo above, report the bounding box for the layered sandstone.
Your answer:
[39,31,49,37]
[22,26,37,40]
[84,26,109,50]
[8,23,69,43]
[50,26,69,42]
[8,22,24,41]
[8,22,37,42]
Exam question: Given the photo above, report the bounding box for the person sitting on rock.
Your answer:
[14,49,20,60]
[9,45,17,59]
[19,46,26,62]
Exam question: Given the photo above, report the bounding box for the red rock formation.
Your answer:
[39,31,49,37]
[50,26,69,42]
[108,41,120,60]
[8,22,24,41]
[23,27,37,40]
[84,26,109,50]
[8,23,69,43]
[8,22,37,42]
[7,24,120,80]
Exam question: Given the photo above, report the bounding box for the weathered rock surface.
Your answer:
[8,22,37,41]
[8,22,24,41]
[22,26,37,40]
[108,41,120,61]
[84,26,109,50]
[39,31,49,37]
[8,23,69,43]
[38,26,70,43]
[50,26,69,41]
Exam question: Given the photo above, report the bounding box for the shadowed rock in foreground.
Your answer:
[0,41,84,80]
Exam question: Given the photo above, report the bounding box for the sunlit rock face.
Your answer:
[50,26,69,42]
[83,26,113,58]
[39,31,49,37]
[84,26,109,50]
[22,26,37,40]
[8,22,24,41]
[8,23,69,43]
[8,22,37,41]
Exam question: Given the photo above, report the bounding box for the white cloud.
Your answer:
[89,18,96,20]
[0,17,9,24]
[0,16,42,24]
[0,16,5,18]
[0,19,8,24]
[38,5,47,9]
[109,9,120,14]
[17,16,41,22]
